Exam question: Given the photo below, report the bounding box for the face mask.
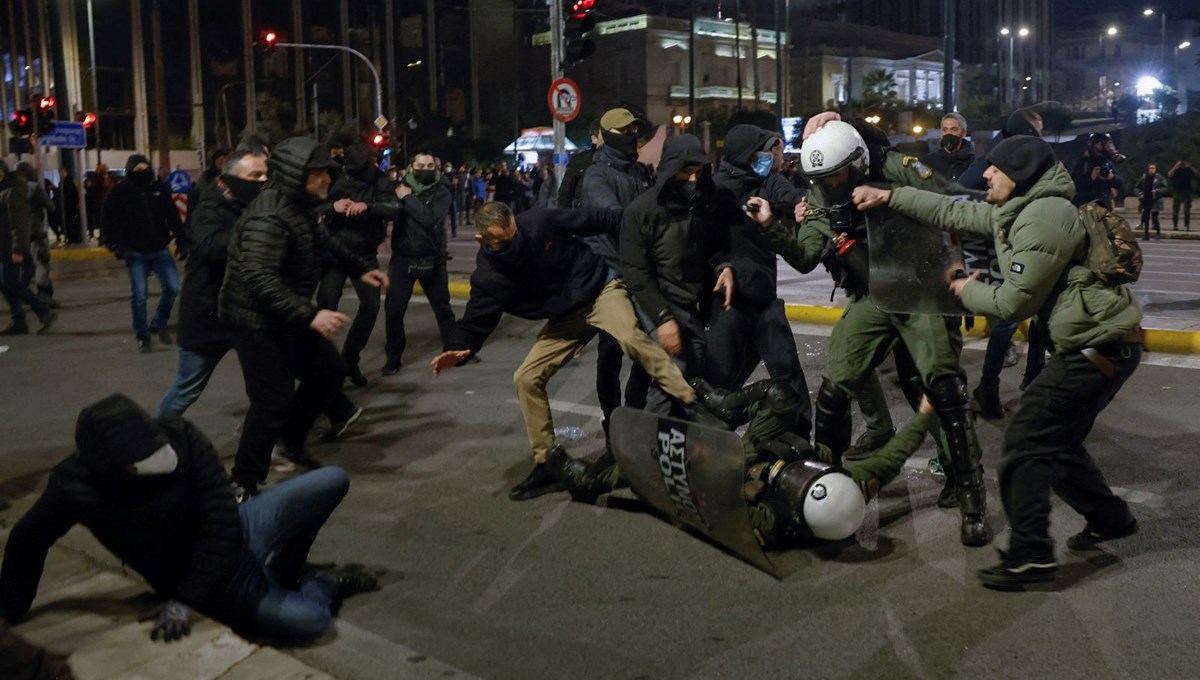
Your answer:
[601,129,639,158]
[940,134,962,153]
[414,169,437,185]
[222,174,266,205]
[131,169,154,188]
[670,179,698,203]
[484,231,526,266]
[751,151,774,177]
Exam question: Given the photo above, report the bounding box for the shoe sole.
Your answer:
[1067,521,1138,551]
[330,407,364,439]
[978,563,1058,590]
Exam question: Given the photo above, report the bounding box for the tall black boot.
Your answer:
[972,377,1005,420]
[930,376,992,547]
[814,378,852,466]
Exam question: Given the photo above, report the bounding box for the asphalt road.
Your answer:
[2,258,1200,679]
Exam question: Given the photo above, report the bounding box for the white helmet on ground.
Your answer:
[801,471,866,540]
[800,120,869,179]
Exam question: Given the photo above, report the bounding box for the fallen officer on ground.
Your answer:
[0,394,378,643]
[548,377,937,549]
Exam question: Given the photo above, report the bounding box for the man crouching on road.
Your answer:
[432,201,706,501]
[852,135,1143,590]
[0,395,378,642]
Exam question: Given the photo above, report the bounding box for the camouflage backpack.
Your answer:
[1077,202,1143,285]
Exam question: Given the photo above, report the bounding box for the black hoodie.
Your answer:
[579,132,653,271]
[0,396,256,625]
[621,134,729,332]
[712,125,803,308]
[100,154,182,254]
[321,143,395,257]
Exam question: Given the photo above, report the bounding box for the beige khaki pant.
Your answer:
[513,278,694,463]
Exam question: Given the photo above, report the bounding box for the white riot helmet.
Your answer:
[800,120,869,179]
[771,460,866,541]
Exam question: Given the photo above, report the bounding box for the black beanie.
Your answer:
[986,135,1056,195]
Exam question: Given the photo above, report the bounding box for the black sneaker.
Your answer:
[509,463,565,501]
[327,406,364,440]
[326,563,380,601]
[843,427,896,461]
[346,363,368,387]
[137,336,151,353]
[1066,519,1138,551]
[282,444,325,470]
[381,361,401,376]
[37,310,58,335]
[0,321,30,336]
[157,327,173,344]
[977,557,1059,590]
[231,481,260,504]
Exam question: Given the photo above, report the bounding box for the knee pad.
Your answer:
[814,378,852,457]
[928,375,969,412]
[815,378,852,418]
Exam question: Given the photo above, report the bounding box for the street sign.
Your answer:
[167,169,193,194]
[374,115,388,130]
[548,77,582,123]
[38,122,86,149]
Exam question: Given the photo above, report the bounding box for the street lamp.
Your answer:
[86,0,102,168]
[1143,8,1166,63]
[999,26,1031,106]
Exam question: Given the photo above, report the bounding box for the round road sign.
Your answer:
[548,78,582,123]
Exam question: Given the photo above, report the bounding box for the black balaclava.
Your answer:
[126,154,155,189]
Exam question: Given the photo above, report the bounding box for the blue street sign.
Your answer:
[38,122,86,149]
[167,169,193,194]
[553,152,570,165]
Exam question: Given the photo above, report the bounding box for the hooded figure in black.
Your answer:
[620,133,732,413]
[317,143,397,385]
[220,136,388,496]
[1070,132,1125,210]
[0,395,375,642]
[704,124,812,438]
[100,154,183,350]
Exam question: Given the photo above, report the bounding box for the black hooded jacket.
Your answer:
[321,144,395,258]
[921,139,976,182]
[177,177,250,351]
[445,207,622,354]
[579,133,654,271]
[621,134,730,332]
[219,137,373,333]
[100,154,182,255]
[712,125,803,308]
[0,398,258,625]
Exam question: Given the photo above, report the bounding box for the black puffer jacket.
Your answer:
[220,137,373,332]
[712,125,801,308]
[446,207,622,354]
[0,399,258,624]
[178,177,248,351]
[921,140,975,182]
[621,134,729,332]
[321,144,395,258]
[390,174,451,261]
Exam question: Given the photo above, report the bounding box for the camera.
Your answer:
[1098,160,1115,179]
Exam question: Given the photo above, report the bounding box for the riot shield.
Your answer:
[609,407,778,576]
[865,206,969,316]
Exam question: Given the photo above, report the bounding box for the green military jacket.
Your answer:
[763,150,970,278]
[888,162,1143,352]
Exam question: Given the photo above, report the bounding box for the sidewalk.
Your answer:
[0,525,332,680]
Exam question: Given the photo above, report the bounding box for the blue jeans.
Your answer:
[981,315,1018,382]
[157,347,229,417]
[125,249,180,338]
[235,466,351,640]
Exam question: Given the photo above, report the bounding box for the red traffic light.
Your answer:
[571,0,595,18]
[370,133,389,149]
[259,30,280,51]
[38,96,55,112]
[80,112,97,129]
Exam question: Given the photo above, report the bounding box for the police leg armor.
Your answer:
[895,347,957,508]
[929,375,992,546]
[814,378,853,467]
[546,445,618,504]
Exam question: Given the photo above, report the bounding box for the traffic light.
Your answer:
[8,109,33,136]
[562,1,597,70]
[79,111,98,148]
[259,30,279,53]
[36,96,56,136]
[370,132,390,152]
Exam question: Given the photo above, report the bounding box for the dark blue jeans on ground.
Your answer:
[235,466,350,640]
[157,347,229,417]
[0,256,48,323]
[981,315,1018,382]
[124,249,180,338]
